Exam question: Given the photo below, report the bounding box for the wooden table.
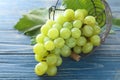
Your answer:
[0,0,120,80]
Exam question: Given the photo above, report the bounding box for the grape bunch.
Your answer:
[33,9,101,76]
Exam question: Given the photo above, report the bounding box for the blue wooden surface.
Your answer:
[0,0,120,80]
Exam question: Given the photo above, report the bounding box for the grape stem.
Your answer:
[70,52,81,61]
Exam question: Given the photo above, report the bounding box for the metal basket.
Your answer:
[48,0,112,58]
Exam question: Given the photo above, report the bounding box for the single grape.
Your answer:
[75,9,88,21]
[54,38,65,48]
[73,20,82,29]
[93,25,101,35]
[33,43,46,54]
[46,54,58,65]
[56,56,62,66]
[34,62,48,76]
[55,15,67,25]
[71,28,81,38]
[82,42,93,54]
[90,35,101,46]
[36,34,45,43]
[46,19,55,27]
[64,9,75,21]
[82,25,93,37]
[84,16,96,26]
[60,28,71,39]
[47,28,59,39]
[63,22,73,29]
[77,36,87,46]
[46,66,57,76]
[52,23,62,31]
[44,40,55,51]
[41,24,51,36]
[50,48,61,56]
[66,37,76,48]
[61,45,71,57]
[73,46,81,54]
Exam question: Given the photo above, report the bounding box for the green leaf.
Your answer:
[113,18,120,27]
[62,0,106,27]
[14,8,48,36]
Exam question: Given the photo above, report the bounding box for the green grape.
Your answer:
[82,25,93,37]
[90,35,101,46]
[35,51,48,62]
[60,28,71,39]
[44,40,55,51]
[63,22,73,29]
[46,66,57,76]
[75,9,88,21]
[82,42,93,54]
[93,25,101,35]
[44,36,50,43]
[66,37,76,48]
[46,54,58,65]
[56,56,62,66]
[34,62,48,76]
[46,19,55,27]
[41,24,51,36]
[33,43,46,54]
[77,36,87,46]
[64,9,75,21]
[71,28,81,38]
[61,45,71,57]
[73,20,82,29]
[55,15,67,25]
[50,48,61,56]
[36,34,45,43]
[73,46,82,54]
[52,23,62,31]
[84,16,96,26]
[47,28,59,39]
[54,38,65,48]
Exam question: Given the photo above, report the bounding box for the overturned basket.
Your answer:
[48,0,112,61]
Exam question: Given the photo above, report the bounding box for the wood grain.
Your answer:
[0,0,120,80]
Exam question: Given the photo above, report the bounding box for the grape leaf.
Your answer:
[62,0,106,27]
[14,8,48,36]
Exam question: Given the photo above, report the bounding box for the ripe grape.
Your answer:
[54,38,65,48]
[73,20,82,29]
[90,35,101,46]
[60,28,71,39]
[84,16,96,26]
[41,24,51,36]
[82,25,93,37]
[46,66,57,76]
[52,23,62,31]
[82,42,93,54]
[34,62,48,76]
[56,56,62,66]
[50,48,61,56]
[73,46,82,54]
[36,34,45,43]
[61,45,71,57]
[93,25,101,35]
[63,22,73,29]
[64,9,74,21]
[44,36,50,43]
[77,36,87,46]
[44,40,55,51]
[47,28,59,39]
[46,54,58,65]
[71,28,81,38]
[55,15,67,25]
[46,19,55,27]
[66,37,76,48]
[33,43,46,54]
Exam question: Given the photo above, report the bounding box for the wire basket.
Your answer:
[48,0,112,58]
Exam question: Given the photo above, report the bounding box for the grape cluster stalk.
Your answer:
[33,9,101,76]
